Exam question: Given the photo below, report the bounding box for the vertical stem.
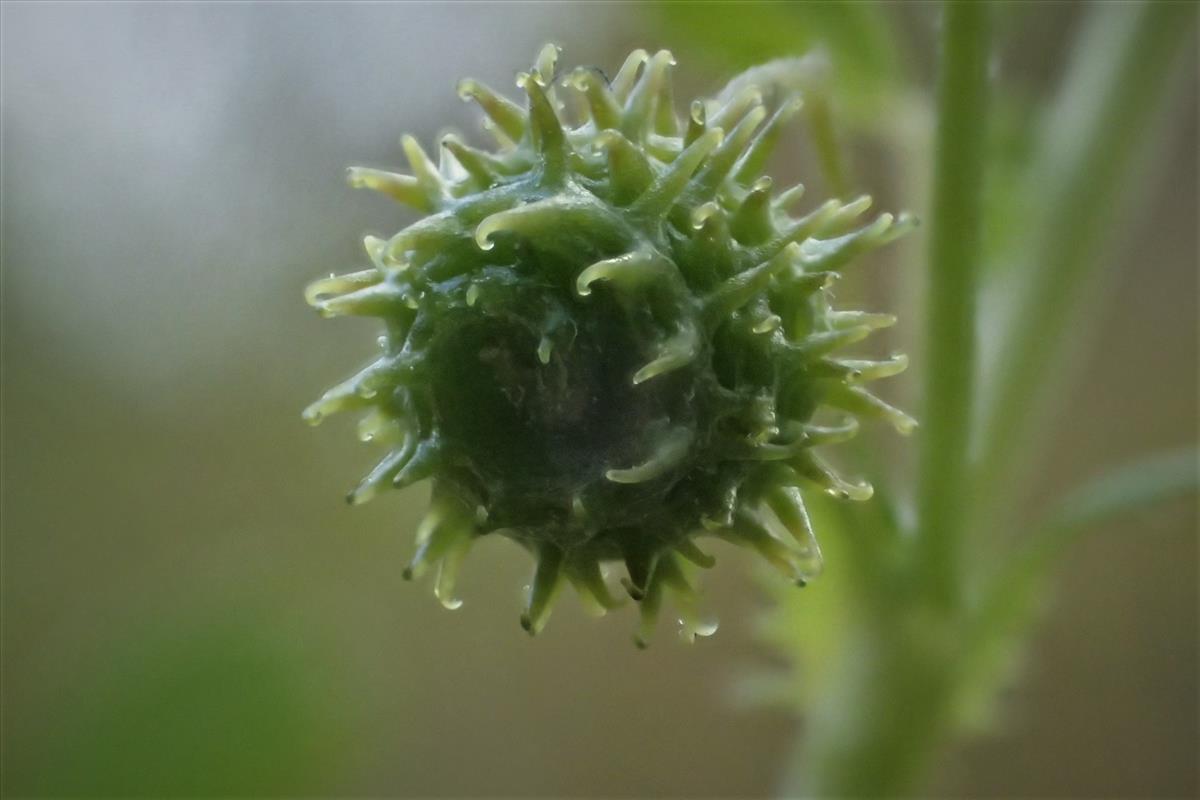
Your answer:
[782,4,1195,799]
[786,9,993,795]
[917,0,990,612]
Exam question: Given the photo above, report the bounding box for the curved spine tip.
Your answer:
[792,325,874,358]
[533,43,562,83]
[791,450,875,501]
[605,427,693,484]
[800,417,860,447]
[521,545,565,636]
[675,538,716,569]
[595,130,654,205]
[568,67,622,131]
[456,78,527,143]
[690,201,720,231]
[763,487,823,580]
[399,135,446,209]
[434,540,470,610]
[392,438,442,490]
[405,497,473,581]
[315,281,408,319]
[629,127,722,221]
[734,96,804,185]
[568,560,623,616]
[827,354,910,383]
[827,384,918,435]
[621,542,659,600]
[536,336,553,365]
[346,444,412,506]
[774,182,806,211]
[705,242,797,323]
[611,49,650,103]
[575,248,675,297]
[684,99,708,146]
[632,327,698,384]
[750,198,842,265]
[621,49,674,138]
[346,167,430,211]
[440,134,500,188]
[731,175,775,245]
[685,104,767,204]
[724,510,807,580]
[304,269,380,308]
[632,565,665,646]
[518,72,570,179]
[709,84,763,131]
[830,310,897,330]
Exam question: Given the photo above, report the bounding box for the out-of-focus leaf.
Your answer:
[644,1,907,121]
[13,613,346,797]
[954,448,1198,730]
[1046,448,1199,534]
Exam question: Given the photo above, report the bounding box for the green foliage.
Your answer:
[648,1,906,120]
[11,617,340,796]
[648,1,910,197]
[957,448,1200,730]
[306,46,912,645]
[657,0,1197,796]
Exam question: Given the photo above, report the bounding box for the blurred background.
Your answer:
[2,2,1195,797]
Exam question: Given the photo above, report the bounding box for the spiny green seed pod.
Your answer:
[306,45,914,645]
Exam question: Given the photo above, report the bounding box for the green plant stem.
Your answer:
[782,4,1195,798]
[975,0,1197,514]
[784,618,958,797]
[916,0,991,613]
[786,8,992,796]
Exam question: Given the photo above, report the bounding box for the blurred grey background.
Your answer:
[2,2,1196,797]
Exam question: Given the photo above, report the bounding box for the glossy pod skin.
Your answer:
[305,45,914,646]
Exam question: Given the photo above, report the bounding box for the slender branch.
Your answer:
[962,448,1198,698]
[1044,447,1199,535]
[783,8,993,795]
[916,0,991,612]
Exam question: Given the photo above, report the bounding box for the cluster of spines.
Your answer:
[306,45,913,644]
